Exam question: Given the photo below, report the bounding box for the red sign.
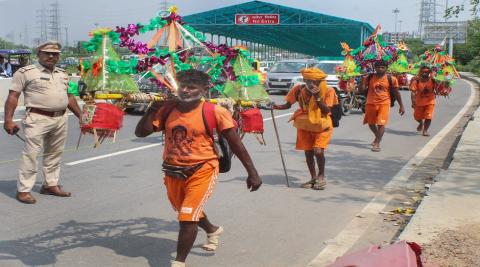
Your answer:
[235,14,280,25]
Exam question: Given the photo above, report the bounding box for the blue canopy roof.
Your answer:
[0,49,32,55]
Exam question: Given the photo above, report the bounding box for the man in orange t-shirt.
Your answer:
[410,65,436,136]
[273,68,338,190]
[135,69,262,267]
[359,61,405,152]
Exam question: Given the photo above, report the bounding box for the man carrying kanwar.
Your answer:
[410,64,437,136]
[273,68,338,190]
[135,69,262,267]
[358,61,406,152]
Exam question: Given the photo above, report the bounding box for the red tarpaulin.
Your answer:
[327,241,423,267]
[81,103,124,133]
[240,108,264,133]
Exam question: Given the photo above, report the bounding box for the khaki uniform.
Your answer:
[11,64,70,192]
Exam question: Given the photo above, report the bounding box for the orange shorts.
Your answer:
[296,127,333,150]
[363,104,390,125]
[164,160,219,222]
[414,104,435,120]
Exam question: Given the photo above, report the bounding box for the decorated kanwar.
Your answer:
[409,41,459,136]
[67,7,267,267]
[355,25,406,152]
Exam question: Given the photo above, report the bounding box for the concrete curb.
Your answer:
[398,72,480,244]
[307,76,478,267]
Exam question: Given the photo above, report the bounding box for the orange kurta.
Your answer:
[286,85,338,150]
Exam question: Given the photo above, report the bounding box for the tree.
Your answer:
[404,38,434,60]
[0,38,29,49]
[445,0,479,18]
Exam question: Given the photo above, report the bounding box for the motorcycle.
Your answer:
[335,86,366,115]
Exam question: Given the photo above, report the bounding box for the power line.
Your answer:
[47,0,62,42]
[418,0,438,37]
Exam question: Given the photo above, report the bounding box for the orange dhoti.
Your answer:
[295,116,333,150]
[164,160,219,222]
[414,104,435,120]
[296,128,333,150]
[363,104,391,125]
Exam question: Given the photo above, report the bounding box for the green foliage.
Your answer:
[457,19,480,74]
[404,38,434,61]
[0,38,30,49]
[445,0,479,18]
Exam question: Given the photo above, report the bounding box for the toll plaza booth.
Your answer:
[183,1,373,92]
[183,1,374,61]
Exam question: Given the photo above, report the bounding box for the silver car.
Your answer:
[315,60,343,89]
[265,59,318,93]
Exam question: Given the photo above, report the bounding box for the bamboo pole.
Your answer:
[270,109,290,187]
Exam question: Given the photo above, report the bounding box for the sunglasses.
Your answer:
[41,51,60,56]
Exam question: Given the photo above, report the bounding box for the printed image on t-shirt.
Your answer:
[167,125,194,158]
[420,88,431,97]
[374,82,387,94]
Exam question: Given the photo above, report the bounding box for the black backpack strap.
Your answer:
[387,74,397,107]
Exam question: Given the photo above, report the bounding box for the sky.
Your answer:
[0,0,473,47]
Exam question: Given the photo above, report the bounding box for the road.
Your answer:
[0,80,472,267]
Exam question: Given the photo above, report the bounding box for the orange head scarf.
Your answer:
[301,68,327,80]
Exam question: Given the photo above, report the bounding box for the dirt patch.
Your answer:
[421,224,480,267]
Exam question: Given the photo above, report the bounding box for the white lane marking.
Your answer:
[65,144,161,166]
[65,111,293,166]
[307,80,476,267]
[263,112,293,121]
[0,113,74,124]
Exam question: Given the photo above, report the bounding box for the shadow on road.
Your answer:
[0,180,17,201]
[220,150,405,198]
[330,138,371,149]
[385,128,418,137]
[0,217,178,267]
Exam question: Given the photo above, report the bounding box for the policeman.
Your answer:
[3,41,83,204]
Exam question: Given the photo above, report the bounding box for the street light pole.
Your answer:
[393,8,400,43]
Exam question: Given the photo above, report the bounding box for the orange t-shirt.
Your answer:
[364,75,399,105]
[152,102,235,166]
[410,78,436,106]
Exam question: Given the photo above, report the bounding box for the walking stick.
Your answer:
[270,109,290,187]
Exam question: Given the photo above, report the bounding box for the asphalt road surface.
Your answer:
[0,80,472,267]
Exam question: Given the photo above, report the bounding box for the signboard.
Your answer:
[422,21,467,44]
[235,14,280,25]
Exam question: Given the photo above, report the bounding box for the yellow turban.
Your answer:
[301,68,327,80]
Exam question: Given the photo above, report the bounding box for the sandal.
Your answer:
[371,145,381,152]
[202,226,224,252]
[312,179,327,190]
[301,179,316,189]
